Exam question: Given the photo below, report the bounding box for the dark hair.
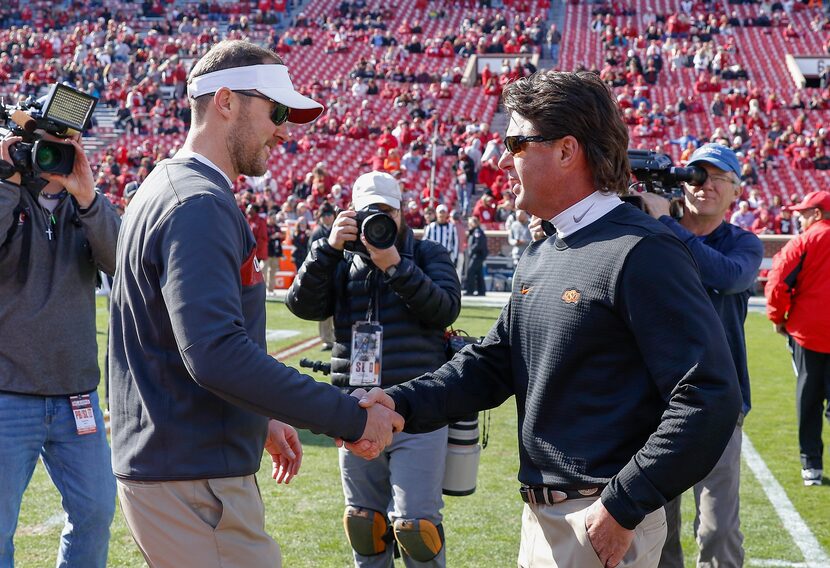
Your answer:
[502,71,630,195]
[188,40,283,121]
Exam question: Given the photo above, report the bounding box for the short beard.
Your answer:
[228,105,268,177]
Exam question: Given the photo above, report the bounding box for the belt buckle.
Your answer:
[547,489,568,504]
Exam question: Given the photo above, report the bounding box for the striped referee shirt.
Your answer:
[423,221,459,264]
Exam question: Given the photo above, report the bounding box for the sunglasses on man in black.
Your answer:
[503,135,558,155]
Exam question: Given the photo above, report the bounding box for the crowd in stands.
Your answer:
[3,0,825,288]
[573,0,830,235]
[0,0,549,254]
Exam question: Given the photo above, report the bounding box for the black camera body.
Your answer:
[0,84,97,184]
[344,204,398,257]
[625,149,708,218]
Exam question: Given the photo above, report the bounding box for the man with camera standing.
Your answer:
[359,72,741,568]
[286,171,461,568]
[108,41,403,567]
[765,190,830,487]
[0,131,119,566]
[641,143,764,568]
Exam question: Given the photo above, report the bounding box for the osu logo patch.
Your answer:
[561,288,581,304]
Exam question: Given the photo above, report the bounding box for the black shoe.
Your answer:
[463,292,474,296]
[321,343,333,351]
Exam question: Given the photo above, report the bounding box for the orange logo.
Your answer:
[561,289,581,304]
[520,285,533,295]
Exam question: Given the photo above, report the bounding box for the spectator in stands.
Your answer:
[464,216,487,296]
[264,212,283,296]
[776,206,797,235]
[423,203,460,265]
[730,200,755,230]
[247,203,269,263]
[642,144,762,568]
[404,200,425,228]
[454,148,476,216]
[472,190,497,226]
[766,191,830,487]
[508,209,531,267]
[752,208,776,234]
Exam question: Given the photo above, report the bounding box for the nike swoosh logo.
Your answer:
[573,203,595,224]
[520,286,533,295]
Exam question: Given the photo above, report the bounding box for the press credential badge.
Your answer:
[69,394,97,435]
[350,321,383,387]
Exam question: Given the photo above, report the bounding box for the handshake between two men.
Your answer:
[338,387,402,460]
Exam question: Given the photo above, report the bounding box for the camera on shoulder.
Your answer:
[344,204,398,257]
[625,149,708,219]
[0,83,97,184]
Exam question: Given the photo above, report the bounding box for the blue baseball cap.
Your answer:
[687,143,742,178]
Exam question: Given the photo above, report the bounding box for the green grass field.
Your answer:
[11,299,829,567]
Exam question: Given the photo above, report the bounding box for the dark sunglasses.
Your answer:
[234,90,291,126]
[503,135,558,154]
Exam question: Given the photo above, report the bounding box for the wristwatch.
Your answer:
[384,262,400,278]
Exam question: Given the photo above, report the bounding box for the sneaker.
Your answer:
[321,343,333,351]
[802,468,823,486]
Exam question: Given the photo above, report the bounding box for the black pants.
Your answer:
[465,255,486,295]
[789,336,830,470]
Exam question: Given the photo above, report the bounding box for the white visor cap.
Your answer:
[187,64,324,124]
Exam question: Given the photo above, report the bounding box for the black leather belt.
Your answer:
[519,485,605,505]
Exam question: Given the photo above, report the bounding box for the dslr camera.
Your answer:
[344,204,398,257]
[625,150,708,218]
[0,84,98,185]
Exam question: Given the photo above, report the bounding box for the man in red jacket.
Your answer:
[765,190,830,486]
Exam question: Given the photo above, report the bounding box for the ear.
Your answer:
[212,87,234,120]
[558,135,580,168]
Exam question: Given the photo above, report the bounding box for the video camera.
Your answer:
[0,84,98,184]
[625,149,708,218]
[343,204,398,258]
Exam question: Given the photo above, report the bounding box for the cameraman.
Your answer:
[286,171,461,568]
[641,144,763,568]
[0,131,119,566]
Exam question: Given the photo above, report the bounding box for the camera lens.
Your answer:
[362,213,398,249]
[33,140,74,175]
[35,144,61,170]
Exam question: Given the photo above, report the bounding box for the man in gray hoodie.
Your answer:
[0,129,119,567]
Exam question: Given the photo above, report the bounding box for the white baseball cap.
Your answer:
[187,64,324,124]
[352,171,401,211]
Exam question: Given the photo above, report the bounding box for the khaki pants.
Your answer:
[518,498,666,568]
[117,475,281,568]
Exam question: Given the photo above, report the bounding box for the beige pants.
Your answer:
[518,498,666,568]
[117,475,281,568]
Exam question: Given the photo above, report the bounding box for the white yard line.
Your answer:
[749,561,810,567]
[16,512,64,536]
[272,337,321,360]
[742,432,830,568]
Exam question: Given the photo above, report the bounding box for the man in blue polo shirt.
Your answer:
[642,144,764,568]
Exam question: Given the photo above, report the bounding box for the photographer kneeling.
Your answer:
[286,171,461,568]
[0,128,120,564]
[641,144,763,568]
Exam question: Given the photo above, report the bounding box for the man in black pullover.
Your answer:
[360,71,741,568]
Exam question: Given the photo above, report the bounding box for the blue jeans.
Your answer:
[0,391,116,568]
